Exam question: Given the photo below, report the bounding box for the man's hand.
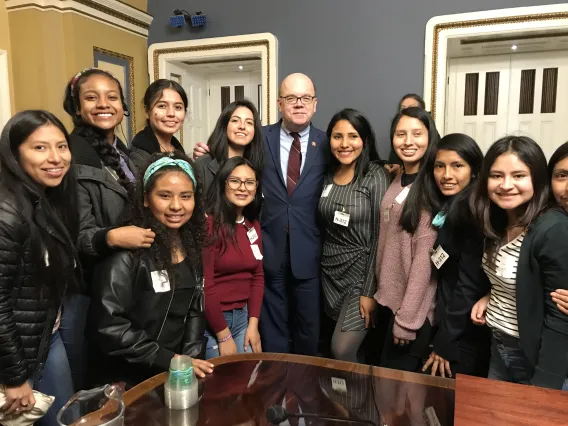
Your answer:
[192,142,210,160]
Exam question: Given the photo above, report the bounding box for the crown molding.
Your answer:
[6,0,153,37]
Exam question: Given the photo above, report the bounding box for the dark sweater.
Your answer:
[203,215,264,333]
[431,223,491,366]
[516,208,568,389]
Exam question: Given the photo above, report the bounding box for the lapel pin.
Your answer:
[312,141,317,147]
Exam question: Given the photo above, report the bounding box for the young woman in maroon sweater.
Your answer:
[203,156,264,358]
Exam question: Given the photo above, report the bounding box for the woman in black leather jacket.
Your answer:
[0,111,81,425]
[90,152,213,386]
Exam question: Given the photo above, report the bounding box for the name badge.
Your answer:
[333,211,350,227]
[395,187,410,204]
[151,270,171,293]
[331,377,347,394]
[247,227,258,244]
[321,184,333,198]
[251,244,263,260]
[383,208,390,223]
[496,252,516,279]
[431,245,449,269]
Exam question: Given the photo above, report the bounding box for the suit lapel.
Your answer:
[265,123,286,187]
[296,125,323,189]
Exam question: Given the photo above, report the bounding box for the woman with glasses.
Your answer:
[202,156,264,359]
[194,100,263,195]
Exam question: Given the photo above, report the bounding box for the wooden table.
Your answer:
[122,353,455,425]
[454,374,568,426]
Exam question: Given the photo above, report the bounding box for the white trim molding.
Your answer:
[0,50,12,132]
[6,0,153,38]
[424,3,568,135]
[149,33,279,126]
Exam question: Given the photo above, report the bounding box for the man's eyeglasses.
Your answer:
[226,177,258,191]
[279,95,316,105]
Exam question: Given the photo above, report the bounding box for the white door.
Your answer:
[166,63,209,154]
[209,72,261,130]
[446,55,511,153]
[507,51,568,158]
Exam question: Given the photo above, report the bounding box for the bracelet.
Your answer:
[218,333,232,343]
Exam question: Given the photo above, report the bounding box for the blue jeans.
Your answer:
[204,306,252,359]
[34,331,74,426]
[59,294,90,391]
[489,328,568,390]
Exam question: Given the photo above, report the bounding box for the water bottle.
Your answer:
[164,355,198,410]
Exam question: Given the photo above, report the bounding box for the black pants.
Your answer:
[381,315,433,373]
[260,237,320,355]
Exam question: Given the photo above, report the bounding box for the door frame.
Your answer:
[0,50,12,131]
[424,3,568,135]
[148,33,278,127]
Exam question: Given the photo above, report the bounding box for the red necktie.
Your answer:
[286,132,302,196]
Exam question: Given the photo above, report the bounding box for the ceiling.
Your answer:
[447,30,568,58]
[174,58,262,75]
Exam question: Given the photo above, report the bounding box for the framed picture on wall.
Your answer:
[93,47,135,144]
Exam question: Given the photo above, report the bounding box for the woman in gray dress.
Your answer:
[318,108,390,362]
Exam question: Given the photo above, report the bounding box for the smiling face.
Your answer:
[392,115,429,173]
[147,88,186,136]
[487,152,534,211]
[76,74,124,133]
[144,171,195,230]
[551,156,568,213]
[226,106,255,148]
[330,119,364,167]
[18,124,71,188]
[433,149,472,196]
[277,73,317,132]
[225,164,257,211]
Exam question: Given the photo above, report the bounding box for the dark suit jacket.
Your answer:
[261,121,329,279]
[517,208,568,389]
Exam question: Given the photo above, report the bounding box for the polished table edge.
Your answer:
[123,353,455,407]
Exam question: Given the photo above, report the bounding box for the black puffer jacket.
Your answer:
[0,193,59,387]
[89,251,206,385]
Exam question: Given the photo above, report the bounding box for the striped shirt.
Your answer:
[318,163,390,331]
[483,233,525,338]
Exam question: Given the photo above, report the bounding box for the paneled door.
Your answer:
[507,51,568,158]
[446,55,511,153]
[168,62,208,154]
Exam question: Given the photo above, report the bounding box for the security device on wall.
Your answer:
[169,9,207,28]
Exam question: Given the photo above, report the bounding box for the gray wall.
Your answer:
[148,0,565,157]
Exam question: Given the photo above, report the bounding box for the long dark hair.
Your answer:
[397,93,426,112]
[395,107,440,232]
[471,136,549,244]
[143,79,188,127]
[63,68,132,190]
[205,156,263,253]
[326,108,383,181]
[0,110,80,301]
[125,152,204,282]
[419,133,483,230]
[206,100,264,171]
